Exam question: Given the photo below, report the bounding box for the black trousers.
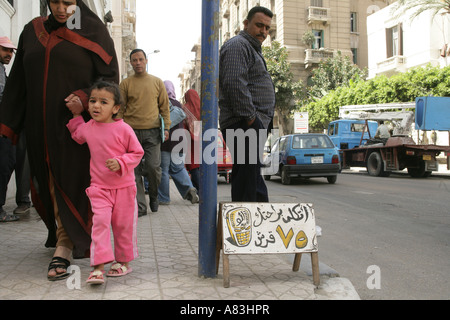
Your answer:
[0,132,31,209]
[222,117,269,203]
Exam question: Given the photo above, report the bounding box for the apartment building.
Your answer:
[111,0,137,78]
[179,0,391,130]
[179,0,390,98]
[367,2,450,146]
[0,0,135,79]
[367,2,450,79]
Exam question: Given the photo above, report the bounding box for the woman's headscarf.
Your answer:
[164,80,177,100]
[44,0,116,65]
[183,89,201,135]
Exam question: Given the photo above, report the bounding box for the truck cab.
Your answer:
[328,119,378,150]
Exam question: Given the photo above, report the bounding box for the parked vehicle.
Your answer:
[263,134,341,185]
[331,100,450,178]
[217,131,233,183]
[328,119,378,150]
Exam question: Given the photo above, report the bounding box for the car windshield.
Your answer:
[292,135,334,149]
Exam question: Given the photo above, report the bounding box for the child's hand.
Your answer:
[106,159,121,172]
[65,94,83,116]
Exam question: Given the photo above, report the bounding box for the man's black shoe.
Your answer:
[150,199,159,212]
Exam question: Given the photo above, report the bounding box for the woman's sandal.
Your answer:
[47,257,71,281]
[86,270,105,285]
[107,263,132,277]
[0,212,19,222]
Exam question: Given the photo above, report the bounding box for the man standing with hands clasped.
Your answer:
[119,49,171,215]
[219,6,276,203]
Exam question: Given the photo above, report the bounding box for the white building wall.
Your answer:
[367,5,450,79]
[367,4,450,147]
[0,0,40,73]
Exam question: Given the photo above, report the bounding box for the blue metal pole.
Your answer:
[198,0,219,278]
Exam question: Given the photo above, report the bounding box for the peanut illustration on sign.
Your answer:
[222,203,317,254]
[225,207,252,247]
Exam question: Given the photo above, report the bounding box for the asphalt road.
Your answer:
[217,170,450,300]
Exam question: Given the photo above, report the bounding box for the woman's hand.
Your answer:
[65,94,83,117]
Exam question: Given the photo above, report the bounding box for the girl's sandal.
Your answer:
[86,270,105,285]
[107,263,132,277]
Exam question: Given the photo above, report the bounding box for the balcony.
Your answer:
[221,0,230,18]
[307,6,330,25]
[304,48,335,68]
[376,55,407,76]
[122,22,134,38]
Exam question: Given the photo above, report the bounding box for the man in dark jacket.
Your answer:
[0,36,23,223]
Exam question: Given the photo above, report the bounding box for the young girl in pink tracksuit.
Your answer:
[66,80,144,285]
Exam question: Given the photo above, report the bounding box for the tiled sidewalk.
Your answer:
[0,181,359,300]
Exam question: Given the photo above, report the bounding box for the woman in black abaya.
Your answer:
[0,0,119,280]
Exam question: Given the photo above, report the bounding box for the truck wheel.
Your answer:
[408,161,430,178]
[281,167,291,185]
[367,152,387,177]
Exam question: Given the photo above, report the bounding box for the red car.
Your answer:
[217,131,233,183]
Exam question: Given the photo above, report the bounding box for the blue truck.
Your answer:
[328,119,378,150]
[326,99,450,178]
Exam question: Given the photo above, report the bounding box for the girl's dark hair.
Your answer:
[247,6,273,21]
[89,80,123,117]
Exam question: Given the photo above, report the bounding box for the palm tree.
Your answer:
[391,0,450,21]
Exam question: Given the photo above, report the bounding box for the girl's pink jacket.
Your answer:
[67,117,144,189]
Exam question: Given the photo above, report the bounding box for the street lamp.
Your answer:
[146,50,160,71]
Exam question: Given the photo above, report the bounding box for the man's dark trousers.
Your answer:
[222,117,268,203]
[0,137,15,210]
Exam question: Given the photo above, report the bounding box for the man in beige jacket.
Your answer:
[119,49,171,214]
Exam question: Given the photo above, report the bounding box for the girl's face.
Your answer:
[88,89,120,124]
[49,0,77,24]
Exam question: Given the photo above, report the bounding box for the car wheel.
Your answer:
[264,175,271,181]
[281,167,291,185]
[327,175,337,184]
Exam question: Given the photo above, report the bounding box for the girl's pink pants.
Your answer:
[86,185,138,266]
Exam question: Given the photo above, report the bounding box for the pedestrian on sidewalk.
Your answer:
[119,49,171,214]
[182,89,202,192]
[219,6,275,202]
[0,0,119,280]
[66,80,143,285]
[158,81,199,205]
[0,36,23,223]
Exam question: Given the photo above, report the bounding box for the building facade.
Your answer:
[179,39,202,101]
[367,2,450,79]
[179,0,391,126]
[111,0,137,79]
[367,2,450,147]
